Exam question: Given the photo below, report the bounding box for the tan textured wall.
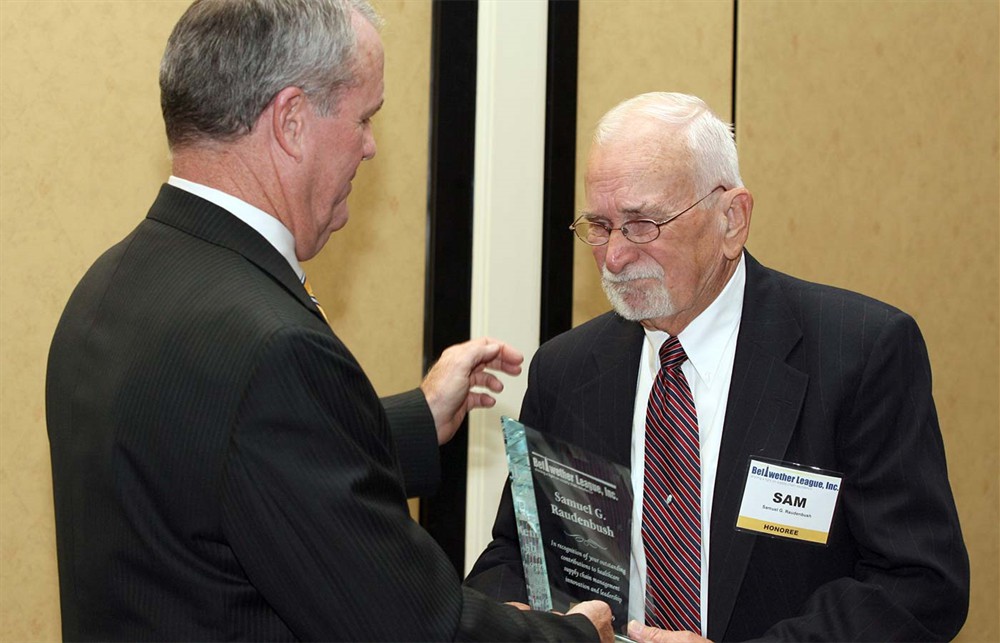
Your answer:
[0,1,430,640]
[575,0,735,324]
[1,3,185,639]
[304,0,430,395]
[576,1,999,641]
[737,2,998,641]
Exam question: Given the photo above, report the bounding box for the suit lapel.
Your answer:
[145,184,325,324]
[573,314,645,468]
[706,253,808,640]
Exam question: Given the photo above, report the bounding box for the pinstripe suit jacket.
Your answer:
[466,252,969,642]
[46,185,596,642]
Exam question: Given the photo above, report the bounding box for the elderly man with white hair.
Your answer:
[467,92,969,643]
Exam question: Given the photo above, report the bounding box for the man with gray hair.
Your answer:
[467,92,968,642]
[45,1,612,640]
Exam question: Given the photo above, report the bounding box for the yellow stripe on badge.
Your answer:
[736,516,829,544]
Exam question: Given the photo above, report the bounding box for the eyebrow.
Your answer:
[580,204,657,221]
[620,204,653,217]
[365,99,384,120]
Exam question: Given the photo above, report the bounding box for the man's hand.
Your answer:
[567,600,614,643]
[627,620,712,643]
[420,337,524,445]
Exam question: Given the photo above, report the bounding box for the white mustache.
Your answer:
[601,264,664,284]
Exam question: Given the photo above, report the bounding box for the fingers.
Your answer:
[491,341,524,374]
[492,342,524,374]
[466,337,524,375]
[421,337,523,444]
[469,371,504,393]
[466,391,497,411]
[627,621,711,643]
[567,601,614,643]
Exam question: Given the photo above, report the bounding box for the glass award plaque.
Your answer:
[502,416,633,630]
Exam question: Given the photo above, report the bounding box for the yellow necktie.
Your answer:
[302,277,330,325]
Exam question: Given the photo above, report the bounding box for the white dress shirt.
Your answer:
[167,176,304,281]
[628,254,746,631]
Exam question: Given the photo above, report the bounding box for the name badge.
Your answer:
[735,458,842,545]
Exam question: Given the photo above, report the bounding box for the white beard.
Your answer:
[600,263,675,321]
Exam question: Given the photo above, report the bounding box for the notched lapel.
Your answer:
[569,315,644,468]
[146,185,322,322]
[707,255,809,640]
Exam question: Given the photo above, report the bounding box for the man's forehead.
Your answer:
[591,127,684,162]
[587,144,692,193]
[352,8,384,61]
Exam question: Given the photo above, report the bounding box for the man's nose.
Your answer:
[601,229,637,274]
[362,129,377,161]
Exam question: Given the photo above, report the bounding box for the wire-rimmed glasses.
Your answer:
[569,185,725,246]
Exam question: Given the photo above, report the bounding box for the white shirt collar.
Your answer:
[643,253,746,388]
[167,176,304,281]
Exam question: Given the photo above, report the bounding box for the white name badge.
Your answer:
[735,458,843,545]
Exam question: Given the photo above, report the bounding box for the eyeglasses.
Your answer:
[569,186,725,246]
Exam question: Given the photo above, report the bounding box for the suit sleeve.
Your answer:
[220,327,597,641]
[755,311,969,642]
[382,389,440,498]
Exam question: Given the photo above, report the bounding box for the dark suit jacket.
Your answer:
[466,253,969,642]
[46,185,597,642]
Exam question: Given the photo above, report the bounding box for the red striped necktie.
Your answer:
[642,336,701,634]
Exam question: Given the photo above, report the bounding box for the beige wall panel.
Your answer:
[1,3,185,639]
[737,2,998,641]
[303,0,431,395]
[0,0,431,639]
[575,0,735,326]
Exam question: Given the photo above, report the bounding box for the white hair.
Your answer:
[593,92,744,193]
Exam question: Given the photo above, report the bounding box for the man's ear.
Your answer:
[268,86,308,161]
[722,188,753,260]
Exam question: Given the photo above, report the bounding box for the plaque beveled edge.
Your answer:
[501,416,554,613]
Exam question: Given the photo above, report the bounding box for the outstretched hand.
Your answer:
[420,337,524,445]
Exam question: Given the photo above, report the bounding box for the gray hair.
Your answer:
[594,92,744,192]
[160,0,382,149]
